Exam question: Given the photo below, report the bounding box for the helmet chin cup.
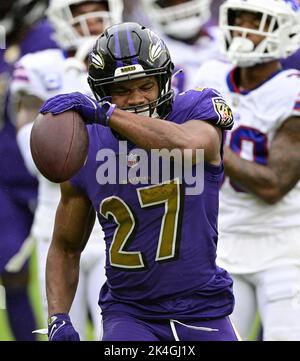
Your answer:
[228,37,256,66]
[228,37,254,53]
[163,17,201,40]
[140,0,212,40]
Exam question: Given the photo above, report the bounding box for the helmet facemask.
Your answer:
[89,65,174,118]
[88,23,175,118]
[219,0,300,67]
[47,0,123,50]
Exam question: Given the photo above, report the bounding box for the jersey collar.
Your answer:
[226,66,283,95]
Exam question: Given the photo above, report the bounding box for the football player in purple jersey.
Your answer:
[0,0,58,341]
[40,22,238,341]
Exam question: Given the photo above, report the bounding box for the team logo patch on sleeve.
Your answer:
[212,97,234,129]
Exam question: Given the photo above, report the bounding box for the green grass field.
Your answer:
[0,247,45,341]
[0,247,93,341]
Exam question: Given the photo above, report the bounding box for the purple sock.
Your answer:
[5,286,37,341]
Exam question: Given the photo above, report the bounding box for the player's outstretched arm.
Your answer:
[46,181,95,339]
[109,109,223,165]
[40,91,224,165]
[15,94,44,176]
[224,116,300,204]
[16,93,44,131]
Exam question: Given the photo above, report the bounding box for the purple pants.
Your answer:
[102,313,239,341]
[0,188,34,273]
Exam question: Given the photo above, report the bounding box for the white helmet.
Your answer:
[219,0,300,67]
[140,0,212,40]
[47,0,123,50]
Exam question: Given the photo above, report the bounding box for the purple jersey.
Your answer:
[0,19,58,271]
[71,88,234,320]
[281,48,300,71]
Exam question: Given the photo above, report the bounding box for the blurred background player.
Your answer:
[193,0,300,340]
[0,0,58,341]
[139,0,223,93]
[122,0,152,27]
[10,0,123,340]
[210,0,226,25]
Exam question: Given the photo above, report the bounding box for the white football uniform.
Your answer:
[161,27,222,93]
[11,48,106,340]
[193,60,300,340]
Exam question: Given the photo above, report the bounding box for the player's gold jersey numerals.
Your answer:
[99,179,183,269]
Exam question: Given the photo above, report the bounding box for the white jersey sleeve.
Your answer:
[11,49,66,100]
[16,122,37,176]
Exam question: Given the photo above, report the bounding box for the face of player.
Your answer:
[71,1,108,36]
[109,77,160,111]
[232,11,269,47]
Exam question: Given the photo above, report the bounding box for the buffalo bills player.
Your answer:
[139,0,223,93]
[40,22,238,341]
[193,0,300,340]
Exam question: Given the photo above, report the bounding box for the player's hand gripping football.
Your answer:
[48,314,80,341]
[40,92,116,126]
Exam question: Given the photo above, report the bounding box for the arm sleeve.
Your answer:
[16,122,38,177]
[187,88,234,130]
[11,61,47,100]
[11,50,64,100]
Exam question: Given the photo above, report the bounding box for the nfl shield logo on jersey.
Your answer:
[212,97,234,129]
[127,152,138,168]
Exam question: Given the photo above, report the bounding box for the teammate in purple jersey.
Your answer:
[40,22,239,341]
[0,0,58,341]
